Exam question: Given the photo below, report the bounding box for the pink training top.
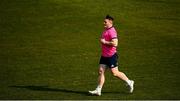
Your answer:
[101,26,118,57]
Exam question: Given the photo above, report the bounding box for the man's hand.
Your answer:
[100,39,106,44]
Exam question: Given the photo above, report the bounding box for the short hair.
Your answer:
[105,15,114,21]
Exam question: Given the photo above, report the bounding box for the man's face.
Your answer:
[104,19,112,28]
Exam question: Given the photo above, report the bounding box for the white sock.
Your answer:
[126,80,131,85]
[96,85,102,91]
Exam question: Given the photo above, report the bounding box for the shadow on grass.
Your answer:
[103,91,130,95]
[9,85,89,96]
[9,85,129,96]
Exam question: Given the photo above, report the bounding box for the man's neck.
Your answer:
[107,25,113,29]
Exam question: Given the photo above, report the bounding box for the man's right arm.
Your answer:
[100,38,118,47]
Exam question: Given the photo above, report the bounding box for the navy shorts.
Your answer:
[99,53,118,68]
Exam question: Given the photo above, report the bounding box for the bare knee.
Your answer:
[98,68,105,75]
[111,68,120,77]
[112,71,118,77]
[112,70,125,77]
[99,70,104,75]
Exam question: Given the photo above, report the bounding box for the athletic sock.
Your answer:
[125,79,131,85]
[96,85,102,91]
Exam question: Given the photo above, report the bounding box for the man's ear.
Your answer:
[109,20,113,24]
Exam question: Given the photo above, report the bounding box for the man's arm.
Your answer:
[100,38,118,47]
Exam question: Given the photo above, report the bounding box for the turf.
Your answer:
[0,0,180,100]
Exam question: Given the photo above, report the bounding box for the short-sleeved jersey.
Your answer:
[101,26,118,57]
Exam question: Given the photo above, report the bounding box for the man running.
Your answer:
[89,15,134,96]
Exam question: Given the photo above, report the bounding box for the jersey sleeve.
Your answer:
[108,29,117,40]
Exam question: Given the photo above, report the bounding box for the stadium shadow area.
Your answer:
[9,85,89,96]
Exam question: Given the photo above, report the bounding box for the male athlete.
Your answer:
[89,15,134,96]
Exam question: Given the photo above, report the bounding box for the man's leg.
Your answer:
[111,67,134,93]
[111,67,129,81]
[89,65,106,96]
[98,65,106,89]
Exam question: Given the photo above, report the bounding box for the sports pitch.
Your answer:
[0,0,180,100]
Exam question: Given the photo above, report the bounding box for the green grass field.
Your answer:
[0,0,180,100]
